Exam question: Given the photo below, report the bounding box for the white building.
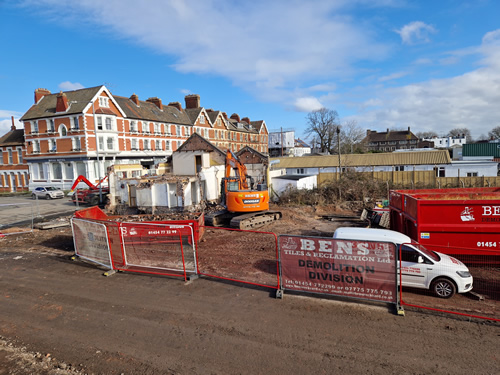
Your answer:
[423,136,467,148]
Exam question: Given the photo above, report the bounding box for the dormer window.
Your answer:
[99,97,109,107]
[200,115,205,124]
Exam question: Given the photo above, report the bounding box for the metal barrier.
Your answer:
[69,209,498,321]
[0,203,34,236]
[71,218,113,269]
[399,244,500,322]
[116,222,196,280]
[196,226,280,290]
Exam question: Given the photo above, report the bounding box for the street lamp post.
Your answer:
[91,100,103,204]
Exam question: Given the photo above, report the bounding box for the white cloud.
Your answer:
[58,81,85,91]
[0,111,23,135]
[180,89,191,95]
[378,71,408,82]
[396,21,436,45]
[294,97,324,112]
[21,0,389,105]
[348,33,500,138]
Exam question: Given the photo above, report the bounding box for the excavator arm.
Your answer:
[70,175,108,192]
[225,150,249,190]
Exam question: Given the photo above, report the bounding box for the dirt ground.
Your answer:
[0,204,498,374]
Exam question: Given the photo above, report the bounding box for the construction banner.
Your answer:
[279,235,397,303]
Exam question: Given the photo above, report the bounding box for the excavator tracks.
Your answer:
[205,210,282,230]
[229,210,282,230]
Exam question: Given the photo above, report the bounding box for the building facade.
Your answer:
[0,118,29,192]
[19,86,269,190]
[363,127,419,152]
[423,135,467,148]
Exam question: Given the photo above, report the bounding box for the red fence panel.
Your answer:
[115,222,196,280]
[196,226,280,289]
[399,247,500,322]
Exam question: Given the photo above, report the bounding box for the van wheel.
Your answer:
[432,278,456,298]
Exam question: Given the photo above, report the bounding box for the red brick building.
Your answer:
[19,86,269,190]
[0,118,29,192]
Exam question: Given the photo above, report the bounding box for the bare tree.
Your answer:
[416,131,438,139]
[488,126,500,140]
[339,120,365,154]
[304,108,340,154]
[447,128,472,142]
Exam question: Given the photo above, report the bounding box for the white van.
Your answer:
[333,227,473,298]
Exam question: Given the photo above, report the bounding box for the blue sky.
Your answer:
[1,0,499,140]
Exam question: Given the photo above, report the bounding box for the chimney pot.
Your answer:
[168,102,183,112]
[147,97,163,110]
[185,94,200,109]
[11,116,16,131]
[56,91,69,112]
[34,88,51,104]
[130,93,139,106]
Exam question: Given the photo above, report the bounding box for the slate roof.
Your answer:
[184,108,204,124]
[364,129,418,142]
[113,96,192,125]
[0,129,25,147]
[20,86,102,121]
[270,150,451,169]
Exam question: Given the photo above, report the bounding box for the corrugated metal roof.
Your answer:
[270,150,451,169]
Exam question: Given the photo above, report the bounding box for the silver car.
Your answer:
[32,186,65,200]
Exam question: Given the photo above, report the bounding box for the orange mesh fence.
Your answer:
[196,226,280,289]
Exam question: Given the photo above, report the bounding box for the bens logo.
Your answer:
[460,207,475,222]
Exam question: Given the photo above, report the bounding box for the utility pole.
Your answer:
[337,126,341,175]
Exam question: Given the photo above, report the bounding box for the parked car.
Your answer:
[31,186,65,200]
[333,227,473,298]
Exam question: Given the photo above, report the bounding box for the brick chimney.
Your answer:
[34,88,51,104]
[230,113,241,122]
[366,130,372,136]
[168,102,182,112]
[130,93,139,106]
[185,94,200,109]
[242,117,250,124]
[56,91,69,112]
[147,97,163,110]
[11,116,16,131]
[222,112,228,120]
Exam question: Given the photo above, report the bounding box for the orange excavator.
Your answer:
[206,151,281,229]
[70,175,109,206]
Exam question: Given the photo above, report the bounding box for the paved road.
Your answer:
[0,195,79,230]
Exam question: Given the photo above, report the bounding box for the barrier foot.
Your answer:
[70,256,77,261]
[187,274,199,282]
[275,289,284,299]
[396,306,405,316]
[468,291,484,301]
[103,269,117,277]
